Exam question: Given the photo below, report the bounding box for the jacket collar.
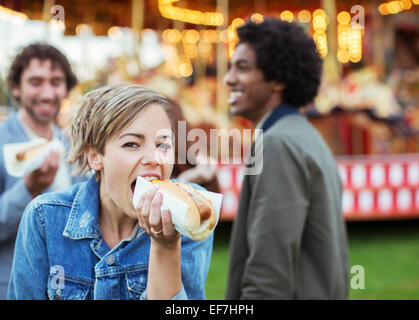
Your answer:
[63,175,101,240]
[261,103,300,133]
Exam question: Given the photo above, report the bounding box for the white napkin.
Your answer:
[3,138,66,177]
[132,176,223,241]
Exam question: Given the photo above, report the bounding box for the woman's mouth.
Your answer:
[131,176,161,195]
[131,181,136,195]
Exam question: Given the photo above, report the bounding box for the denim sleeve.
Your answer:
[139,284,188,300]
[7,202,49,300]
[180,232,214,300]
[0,176,33,244]
[138,233,213,301]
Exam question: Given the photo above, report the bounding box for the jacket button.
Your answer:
[106,255,116,266]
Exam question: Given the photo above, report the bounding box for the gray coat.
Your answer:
[226,114,350,299]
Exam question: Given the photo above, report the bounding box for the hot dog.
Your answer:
[149,179,217,241]
[15,143,49,162]
[175,182,212,220]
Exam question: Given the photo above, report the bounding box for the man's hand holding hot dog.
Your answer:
[24,150,61,198]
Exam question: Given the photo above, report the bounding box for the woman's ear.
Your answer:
[85,146,103,171]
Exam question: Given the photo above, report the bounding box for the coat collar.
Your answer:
[261,103,300,133]
[63,175,101,240]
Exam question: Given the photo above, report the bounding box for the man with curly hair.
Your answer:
[0,43,81,298]
[224,18,349,299]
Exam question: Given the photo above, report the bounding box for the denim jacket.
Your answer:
[8,175,214,300]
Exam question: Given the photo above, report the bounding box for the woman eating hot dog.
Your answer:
[8,84,214,300]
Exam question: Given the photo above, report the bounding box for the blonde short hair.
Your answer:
[68,84,173,175]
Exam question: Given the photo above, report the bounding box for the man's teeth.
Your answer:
[230,92,242,98]
[228,91,243,104]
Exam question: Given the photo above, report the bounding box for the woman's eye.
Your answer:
[122,142,139,148]
[157,143,171,151]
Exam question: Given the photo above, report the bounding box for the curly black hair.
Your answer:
[7,43,77,99]
[236,17,322,108]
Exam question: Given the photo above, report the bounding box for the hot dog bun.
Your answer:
[150,179,216,241]
[16,142,49,162]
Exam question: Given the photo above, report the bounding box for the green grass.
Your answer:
[205,220,419,300]
[205,223,231,300]
[347,221,419,299]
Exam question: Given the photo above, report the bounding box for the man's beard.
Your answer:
[24,99,60,124]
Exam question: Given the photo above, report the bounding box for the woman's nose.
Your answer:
[140,145,162,167]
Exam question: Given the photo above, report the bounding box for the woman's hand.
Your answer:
[136,187,180,247]
[136,187,182,299]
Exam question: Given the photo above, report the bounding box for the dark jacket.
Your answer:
[226,113,349,299]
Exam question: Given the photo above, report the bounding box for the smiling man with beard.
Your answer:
[0,43,80,298]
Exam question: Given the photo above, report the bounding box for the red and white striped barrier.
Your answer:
[338,154,419,220]
[217,154,419,221]
[216,164,244,220]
